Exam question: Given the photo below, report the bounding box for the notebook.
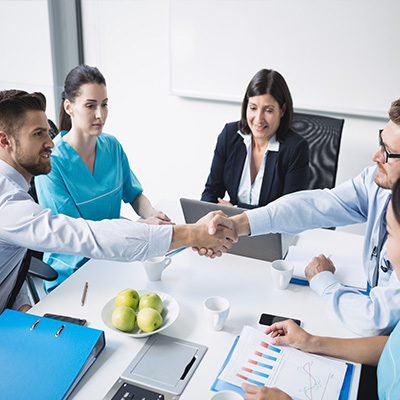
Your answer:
[180,198,293,261]
[0,309,105,400]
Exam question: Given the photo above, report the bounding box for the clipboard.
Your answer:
[0,309,105,400]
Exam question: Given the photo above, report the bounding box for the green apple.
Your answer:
[138,292,163,314]
[137,308,163,332]
[115,288,139,310]
[111,305,136,332]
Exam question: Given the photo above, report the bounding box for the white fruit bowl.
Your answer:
[101,290,179,338]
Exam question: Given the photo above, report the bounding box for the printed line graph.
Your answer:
[299,361,334,400]
[302,361,318,400]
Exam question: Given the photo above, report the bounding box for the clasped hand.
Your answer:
[192,211,238,258]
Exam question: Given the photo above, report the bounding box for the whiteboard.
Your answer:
[169,0,400,118]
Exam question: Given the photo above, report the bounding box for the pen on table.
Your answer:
[165,247,187,257]
[81,282,88,306]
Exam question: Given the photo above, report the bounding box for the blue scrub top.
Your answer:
[35,131,143,291]
[377,320,400,398]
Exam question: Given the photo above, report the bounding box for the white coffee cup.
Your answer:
[203,296,230,331]
[210,390,243,400]
[143,256,172,281]
[271,260,294,290]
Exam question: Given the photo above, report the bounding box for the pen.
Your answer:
[165,247,187,257]
[81,282,88,306]
[371,246,378,260]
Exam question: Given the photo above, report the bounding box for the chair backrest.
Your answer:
[48,119,59,140]
[292,112,344,190]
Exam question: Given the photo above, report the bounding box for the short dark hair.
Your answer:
[389,99,400,126]
[239,69,293,143]
[0,90,46,136]
[59,64,106,131]
[392,178,400,226]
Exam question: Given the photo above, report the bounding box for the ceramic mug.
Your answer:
[203,296,230,331]
[142,256,172,281]
[210,390,243,400]
[271,260,294,290]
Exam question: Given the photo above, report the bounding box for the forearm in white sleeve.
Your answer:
[246,178,368,237]
[3,199,173,263]
[310,271,400,336]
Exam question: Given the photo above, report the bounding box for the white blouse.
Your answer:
[237,130,280,206]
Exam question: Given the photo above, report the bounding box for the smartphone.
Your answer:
[259,313,301,326]
[43,313,87,326]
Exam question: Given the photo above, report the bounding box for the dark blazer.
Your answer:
[201,121,310,209]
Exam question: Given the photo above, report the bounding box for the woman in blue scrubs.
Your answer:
[35,65,173,292]
[242,178,400,399]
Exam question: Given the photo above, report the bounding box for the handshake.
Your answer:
[169,211,251,259]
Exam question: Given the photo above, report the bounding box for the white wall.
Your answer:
[81,0,386,234]
[0,0,56,122]
[169,0,400,119]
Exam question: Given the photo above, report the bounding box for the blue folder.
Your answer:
[211,335,354,400]
[0,309,105,400]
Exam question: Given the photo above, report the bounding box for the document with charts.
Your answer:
[219,326,347,400]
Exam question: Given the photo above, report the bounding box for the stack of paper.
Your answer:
[285,246,367,291]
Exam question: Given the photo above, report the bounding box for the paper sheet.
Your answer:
[219,326,348,400]
[285,246,367,290]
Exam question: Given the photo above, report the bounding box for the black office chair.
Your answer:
[292,112,344,190]
[26,119,59,303]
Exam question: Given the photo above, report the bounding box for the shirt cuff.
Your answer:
[309,270,338,296]
[245,208,270,236]
[147,225,173,257]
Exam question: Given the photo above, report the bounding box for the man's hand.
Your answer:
[242,383,292,399]
[169,211,238,258]
[193,211,250,257]
[192,211,238,258]
[192,211,238,257]
[304,254,335,282]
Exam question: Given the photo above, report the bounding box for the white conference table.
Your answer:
[30,200,364,399]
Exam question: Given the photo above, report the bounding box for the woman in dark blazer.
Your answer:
[201,69,310,209]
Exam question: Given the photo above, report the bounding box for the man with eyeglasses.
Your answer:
[204,98,400,336]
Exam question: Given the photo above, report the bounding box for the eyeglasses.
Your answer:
[379,129,400,163]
